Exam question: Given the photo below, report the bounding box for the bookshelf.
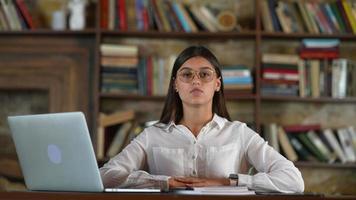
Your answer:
[0,0,356,194]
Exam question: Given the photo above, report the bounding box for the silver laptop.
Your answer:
[7,112,160,193]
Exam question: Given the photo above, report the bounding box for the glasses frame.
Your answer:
[176,68,217,83]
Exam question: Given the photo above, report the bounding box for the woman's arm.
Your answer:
[99,130,170,190]
[240,124,304,193]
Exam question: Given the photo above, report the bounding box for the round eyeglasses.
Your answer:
[177,68,216,83]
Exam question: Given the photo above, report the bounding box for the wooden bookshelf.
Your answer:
[1,0,356,195]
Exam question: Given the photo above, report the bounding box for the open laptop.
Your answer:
[7,112,160,193]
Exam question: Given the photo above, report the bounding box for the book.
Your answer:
[100,44,139,57]
[322,129,347,163]
[287,134,317,161]
[296,133,329,162]
[336,128,356,162]
[261,0,274,32]
[348,126,356,155]
[15,0,34,29]
[332,59,348,98]
[99,110,135,127]
[306,130,337,163]
[262,53,300,65]
[264,123,279,152]
[278,126,298,161]
[96,125,105,159]
[283,124,321,132]
[106,121,133,157]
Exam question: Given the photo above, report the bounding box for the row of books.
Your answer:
[262,56,356,98]
[0,0,34,30]
[100,43,141,94]
[100,43,254,96]
[100,0,239,32]
[261,0,356,34]
[264,123,356,163]
[261,39,356,98]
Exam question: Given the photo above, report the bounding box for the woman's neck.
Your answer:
[180,106,213,137]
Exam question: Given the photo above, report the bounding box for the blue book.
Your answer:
[172,2,191,32]
[223,77,252,84]
[267,0,282,31]
[302,38,340,48]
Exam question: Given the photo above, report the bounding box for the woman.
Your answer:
[100,46,304,193]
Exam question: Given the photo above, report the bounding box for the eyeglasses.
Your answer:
[177,68,216,83]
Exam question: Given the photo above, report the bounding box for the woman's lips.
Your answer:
[190,88,203,95]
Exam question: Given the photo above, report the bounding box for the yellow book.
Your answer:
[342,0,356,33]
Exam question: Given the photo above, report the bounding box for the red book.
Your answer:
[261,78,299,85]
[100,0,108,29]
[142,5,149,31]
[299,51,339,59]
[15,0,35,29]
[283,124,321,133]
[299,46,339,52]
[118,0,127,30]
[313,2,333,34]
[262,68,299,74]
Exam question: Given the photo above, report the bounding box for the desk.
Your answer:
[2,191,348,200]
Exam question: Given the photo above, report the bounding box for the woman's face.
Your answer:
[175,56,221,107]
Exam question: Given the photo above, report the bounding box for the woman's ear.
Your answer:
[216,77,221,92]
[174,80,179,92]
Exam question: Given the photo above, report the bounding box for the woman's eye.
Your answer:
[182,72,193,78]
[200,72,209,78]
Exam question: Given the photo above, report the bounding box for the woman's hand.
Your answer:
[169,177,230,188]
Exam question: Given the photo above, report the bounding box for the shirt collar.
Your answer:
[161,113,225,132]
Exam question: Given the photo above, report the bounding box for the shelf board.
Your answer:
[261,32,356,40]
[100,93,165,101]
[261,95,356,103]
[0,29,97,35]
[100,93,256,101]
[100,30,257,39]
[294,161,356,169]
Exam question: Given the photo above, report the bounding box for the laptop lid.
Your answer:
[8,112,104,192]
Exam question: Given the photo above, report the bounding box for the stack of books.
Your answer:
[222,65,253,94]
[299,39,340,59]
[100,44,139,94]
[261,53,301,96]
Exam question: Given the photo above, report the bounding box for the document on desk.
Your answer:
[175,186,255,195]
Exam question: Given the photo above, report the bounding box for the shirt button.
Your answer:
[192,155,195,159]
[193,170,196,175]
[193,141,196,144]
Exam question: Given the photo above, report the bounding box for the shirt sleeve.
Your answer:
[99,129,170,191]
[238,124,305,193]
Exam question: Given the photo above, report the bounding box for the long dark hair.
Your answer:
[159,46,231,124]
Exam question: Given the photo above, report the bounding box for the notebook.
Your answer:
[7,112,160,193]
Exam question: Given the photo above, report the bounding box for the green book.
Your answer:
[330,2,346,33]
[296,133,329,162]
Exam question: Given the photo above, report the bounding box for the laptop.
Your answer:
[7,112,160,193]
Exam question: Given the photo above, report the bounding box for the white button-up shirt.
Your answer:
[100,114,304,193]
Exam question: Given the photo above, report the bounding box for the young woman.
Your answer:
[100,46,304,193]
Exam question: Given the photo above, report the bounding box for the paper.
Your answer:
[174,186,255,195]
